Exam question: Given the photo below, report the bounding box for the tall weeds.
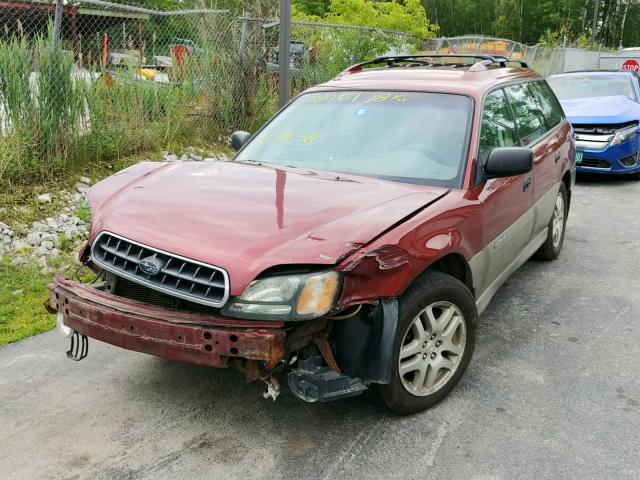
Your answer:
[0,29,263,186]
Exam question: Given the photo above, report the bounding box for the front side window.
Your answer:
[547,74,637,102]
[235,91,473,188]
[478,89,519,164]
[504,83,546,145]
[529,81,564,130]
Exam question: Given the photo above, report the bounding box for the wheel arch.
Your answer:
[416,252,475,298]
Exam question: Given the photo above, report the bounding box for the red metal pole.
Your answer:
[103,33,108,66]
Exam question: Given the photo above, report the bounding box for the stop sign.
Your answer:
[622,59,640,72]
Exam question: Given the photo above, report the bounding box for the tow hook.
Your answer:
[262,377,281,402]
[66,331,89,361]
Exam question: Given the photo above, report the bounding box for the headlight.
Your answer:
[221,271,340,321]
[611,124,638,146]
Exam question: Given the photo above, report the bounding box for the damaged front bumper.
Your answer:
[47,276,286,370]
[46,276,399,404]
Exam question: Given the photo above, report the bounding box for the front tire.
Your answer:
[379,271,477,415]
[536,183,568,261]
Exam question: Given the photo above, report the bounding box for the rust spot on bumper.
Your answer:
[48,276,285,369]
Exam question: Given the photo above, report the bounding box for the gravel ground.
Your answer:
[1,175,639,480]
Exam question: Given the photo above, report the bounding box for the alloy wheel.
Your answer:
[398,301,467,397]
[552,192,565,248]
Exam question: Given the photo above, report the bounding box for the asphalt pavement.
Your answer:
[1,175,639,480]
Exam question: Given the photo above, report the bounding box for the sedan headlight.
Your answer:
[611,124,638,146]
[221,271,340,321]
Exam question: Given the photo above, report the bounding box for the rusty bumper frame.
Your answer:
[47,276,286,369]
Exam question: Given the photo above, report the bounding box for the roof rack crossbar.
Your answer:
[339,54,528,76]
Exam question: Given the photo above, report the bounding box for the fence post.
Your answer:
[52,0,64,51]
[278,0,291,108]
[239,14,249,56]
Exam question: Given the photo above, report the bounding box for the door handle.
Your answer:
[523,176,532,192]
[555,151,561,163]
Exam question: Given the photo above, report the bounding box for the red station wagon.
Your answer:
[47,55,576,414]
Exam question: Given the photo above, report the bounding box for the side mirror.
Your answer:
[230,131,251,151]
[483,147,533,178]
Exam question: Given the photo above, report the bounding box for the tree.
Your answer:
[421,0,640,47]
[294,0,438,38]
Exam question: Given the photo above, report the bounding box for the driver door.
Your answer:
[472,88,535,297]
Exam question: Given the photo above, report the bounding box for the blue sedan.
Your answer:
[547,70,640,178]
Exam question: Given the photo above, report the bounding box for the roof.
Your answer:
[311,65,540,98]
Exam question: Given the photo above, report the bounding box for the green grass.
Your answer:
[0,145,232,346]
[0,254,89,346]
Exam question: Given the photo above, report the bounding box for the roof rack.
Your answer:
[339,54,529,76]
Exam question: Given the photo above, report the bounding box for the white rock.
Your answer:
[12,239,26,250]
[191,155,203,161]
[10,257,24,267]
[41,240,54,250]
[204,157,215,162]
[27,232,41,245]
[3,235,11,244]
[37,193,52,203]
[165,154,178,162]
[32,222,48,233]
[50,248,60,258]
[0,221,9,230]
[46,218,58,229]
[76,183,90,195]
[79,176,91,185]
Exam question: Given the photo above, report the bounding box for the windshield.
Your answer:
[235,91,472,188]
[547,74,637,101]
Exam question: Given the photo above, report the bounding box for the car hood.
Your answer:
[88,161,448,294]
[560,95,640,124]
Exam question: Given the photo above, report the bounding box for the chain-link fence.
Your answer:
[0,0,420,183]
[421,35,640,76]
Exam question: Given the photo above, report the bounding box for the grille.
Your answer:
[112,275,220,315]
[91,232,229,307]
[573,122,638,135]
[580,157,611,169]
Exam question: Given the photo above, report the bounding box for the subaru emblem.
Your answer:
[139,256,164,275]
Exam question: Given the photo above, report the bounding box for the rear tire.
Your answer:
[379,271,477,415]
[536,183,567,261]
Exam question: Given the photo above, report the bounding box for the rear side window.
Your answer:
[504,83,546,145]
[478,89,519,164]
[529,81,564,129]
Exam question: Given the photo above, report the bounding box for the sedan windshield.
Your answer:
[547,74,637,101]
[235,91,472,188]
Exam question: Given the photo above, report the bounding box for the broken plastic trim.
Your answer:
[333,298,399,384]
[67,332,89,361]
[287,345,367,402]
